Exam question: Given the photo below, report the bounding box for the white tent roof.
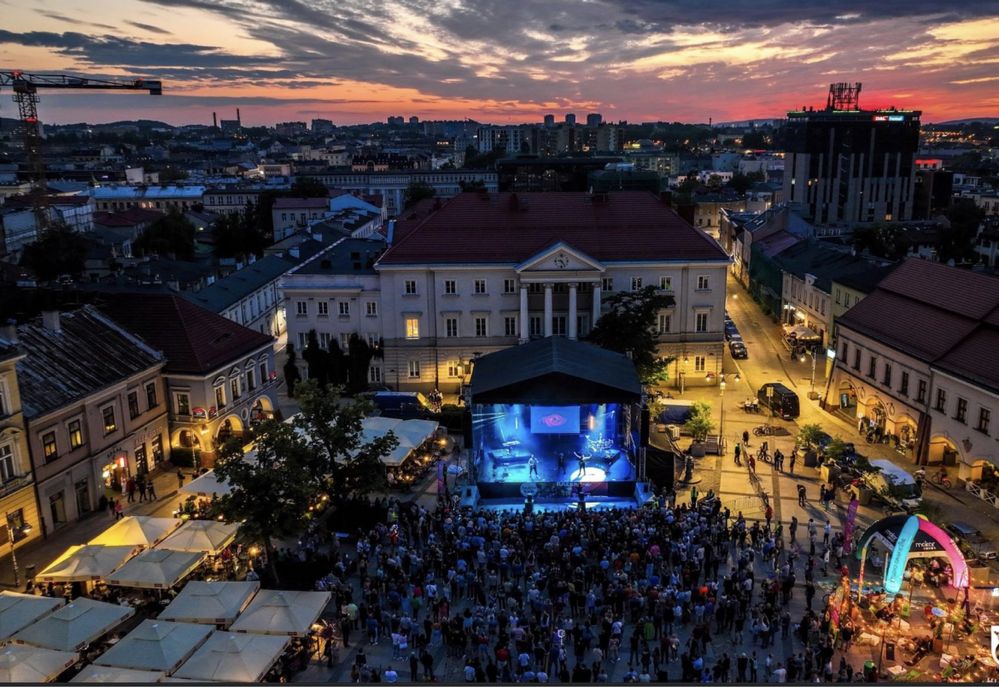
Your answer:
[0,592,65,641]
[351,417,440,466]
[159,581,260,627]
[229,589,331,637]
[156,521,239,554]
[12,598,134,652]
[37,545,136,583]
[0,645,77,683]
[179,470,231,498]
[95,620,212,674]
[89,516,181,548]
[70,665,165,683]
[106,549,206,589]
[172,632,288,683]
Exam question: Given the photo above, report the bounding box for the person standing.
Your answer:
[788,450,797,475]
[114,498,124,520]
[125,477,136,503]
[797,484,807,507]
[734,444,742,465]
[176,469,185,489]
[145,480,156,501]
[743,430,750,447]
[528,454,539,480]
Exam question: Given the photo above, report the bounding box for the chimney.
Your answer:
[0,319,17,344]
[236,108,241,124]
[41,310,61,333]
[212,112,218,130]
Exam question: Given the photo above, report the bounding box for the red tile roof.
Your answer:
[377,192,728,265]
[99,293,274,375]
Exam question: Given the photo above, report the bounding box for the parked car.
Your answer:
[729,340,748,359]
[724,323,741,341]
[863,458,922,512]
[757,382,800,419]
[945,521,999,561]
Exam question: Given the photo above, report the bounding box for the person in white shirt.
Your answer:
[773,662,787,683]
[383,668,398,683]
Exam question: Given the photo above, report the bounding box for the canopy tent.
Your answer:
[11,597,135,652]
[158,581,260,627]
[70,666,165,683]
[782,324,821,341]
[106,549,207,589]
[0,645,77,683]
[95,620,212,674]
[156,521,239,554]
[229,589,331,637]
[171,632,289,682]
[0,592,65,641]
[179,470,231,498]
[36,545,136,583]
[352,417,441,466]
[89,516,181,549]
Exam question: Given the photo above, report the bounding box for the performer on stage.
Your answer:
[574,451,589,478]
[528,454,539,480]
[557,451,566,476]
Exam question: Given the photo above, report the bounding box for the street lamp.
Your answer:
[680,356,689,395]
[5,512,32,588]
[799,350,817,394]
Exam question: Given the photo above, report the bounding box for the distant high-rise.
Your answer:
[784,83,921,226]
[586,113,603,127]
[543,114,555,128]
[565,113,576,126]
[387,116,405,126]
[311,118,335,134]
[409,116,419,125]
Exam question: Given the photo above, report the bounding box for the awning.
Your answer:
[158,581,260,627]
[0,592,65,641]
[171,632,289,682]
[179,471,231,498]
[350,417,441,466]
[156,521,239,554]
[70,666,165,683]
[11,598,134,652]
[0,645,77,683]
[105,549,206,589]
[88,516,182,549]
[94,620,213,674]
[229,589,331,637]
[36,545,137,583]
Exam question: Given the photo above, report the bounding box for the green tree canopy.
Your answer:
[20,224,87,281]
[586,285,676,385]
[213,204,267,260]
[942,198,984,263]
[403,181,435,209]
[290,177,330,198]
[133,210,196,259]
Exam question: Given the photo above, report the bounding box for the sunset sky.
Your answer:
[2,0,998,126]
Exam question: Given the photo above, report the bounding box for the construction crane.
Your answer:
[0,71,162,231]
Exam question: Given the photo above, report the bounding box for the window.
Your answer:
[296,301,308,316]
[151,435,164,466]
[366,301,378,316]
[214,384,225,409]
[405,317,420,340]
[474,279,487,294]
[694,355,706,372]
[230,377,241,401]
[338,301,350,316]
[601,277,614,292]
[631,277,643,291]
[340,333,350,350]
[404,280,417,295]
[0,443,15,483]
[317,301,329,316]
[297,332,307,350]
[659,276,672,291]
[127,391,140,419]
[658,314,670,334]
[835,289,841,305]
[369,366,382,383]
[135,445,148,475]
[867,356,877,379]
[42,432,57,462]
[504,316,517,337]
[259,362,267,385]
[935,388,947,412]
[49,492,67,526]
[408,360,421,378]
[552,316,566,336]
[504,279,516,294]
[447,361,461,378]
[475,317,488,337]
[917,380,927,404]
[444,280,457,295]
[176,393,191,416]
[841,341,849,362]
[246,368,256,391]
[882,364,892,387]
[697,275,710,290]
[0,382,6,416]
[145,382,157,410]
[695,312,708,333]
[955,398,968,423]
[67,420,83,450]
[319,331,332,350]
[899,372,909,396]
[102,405,117,435]
[530,316,543,337]
[978,408,991,435]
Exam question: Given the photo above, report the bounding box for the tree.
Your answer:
[302,330,328,387]
[941,198,984,262]
[684,402,714,442]
[20,224,86,281]
[290,177,330,198]
[283,344,302,398]
[345,334,374,394]
[586,285,676,385]
[823,438,851,464]
[214,204,267,260]
[403,181,435,209]
[741,131,768,149]
[797,423,825,450]
[133,210,195,259]
[852,222,910,260]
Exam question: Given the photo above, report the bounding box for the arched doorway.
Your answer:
[835,381,858,416]
[250,396,275,425]
[928,434,960,468]
[969,459,998,491]
[216,415,244,445]
[868,399,888,431]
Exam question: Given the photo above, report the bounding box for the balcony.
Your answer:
[0,474,33,500]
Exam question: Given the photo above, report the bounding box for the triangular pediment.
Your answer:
[515,242,605,273]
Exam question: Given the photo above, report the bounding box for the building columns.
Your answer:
[592,284,602,327]
[519,285,529,343]
[543,284,553,337]
[568,283,578,340]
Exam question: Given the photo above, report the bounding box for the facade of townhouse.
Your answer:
[0,339,42,554]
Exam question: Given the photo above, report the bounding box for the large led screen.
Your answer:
[530,406,580,434]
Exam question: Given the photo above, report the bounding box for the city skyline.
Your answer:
[1,0,998,126]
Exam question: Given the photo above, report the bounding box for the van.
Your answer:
[757,383,800,419]
[864,459,922,511]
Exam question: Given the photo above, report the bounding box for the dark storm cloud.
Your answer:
[125,21,173,35]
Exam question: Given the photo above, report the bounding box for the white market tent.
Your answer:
[0,645,77,683]
[179,470,232,498]
[95,620,212,674]
[36,545,136,583]
[158,581,259,627]
[89,516,181,549]
[171,632,289,682]
[70,665,165,683]
[0,592,65,641]
[11,597,134,652]
[229,589,330,637]
[106,549,206,589]
[156,520,239,554]
[353,417,440,466]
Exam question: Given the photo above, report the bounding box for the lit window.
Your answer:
[102,405,117,435]
[68,420,83,449]
[42,432,58,462]
[405,317,420,340]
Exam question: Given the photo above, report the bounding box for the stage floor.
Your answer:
[475,496,639,512]
[480,454,635,483]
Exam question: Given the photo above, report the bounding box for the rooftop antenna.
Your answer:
[826,82,862,111]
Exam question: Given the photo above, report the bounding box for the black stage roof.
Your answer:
[469,337,642,405]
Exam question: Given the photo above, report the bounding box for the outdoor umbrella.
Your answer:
[95,620,212,674]
[36,545,136,583]
[70,666,165,683]
[179,470,232,498]
[158,580,260,628]
[156,520,239,554]
[0,645,77,683]
[171,632,289,682]
[89,516,181,548]
[11,597,135,652]
[229,589,331,637]
[106,549,206,589]
[0,592,65,641]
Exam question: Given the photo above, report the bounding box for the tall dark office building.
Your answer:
[783,83,921,226]
[543,114,555,128]
[565,113,576,126]
[586,113,603,127]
